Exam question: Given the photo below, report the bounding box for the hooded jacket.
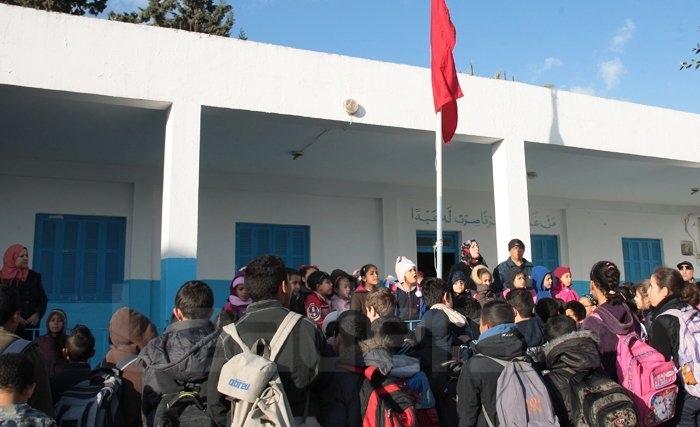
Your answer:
[471,265,499,303]
[457,326,527,427]
[581,300,640,381]
[543,330,602,425]
[33,308,67,377]
[515,316,547,348]
[104,308,157,426]
[140,318,218,426]
[532,266,553,300]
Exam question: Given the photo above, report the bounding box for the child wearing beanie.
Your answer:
[218,270,252,327]
[553,266,579,303]
[394,256,424,321]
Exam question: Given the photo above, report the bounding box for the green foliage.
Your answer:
[680,43,700,70]
[0,0,106,15]
[109,0,234,37]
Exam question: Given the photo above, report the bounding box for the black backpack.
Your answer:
[566,368,638,427]
[154,382,213,427]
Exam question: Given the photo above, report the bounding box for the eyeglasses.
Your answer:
[679,266,694,271]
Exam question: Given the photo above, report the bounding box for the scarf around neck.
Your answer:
[431,303,466,327]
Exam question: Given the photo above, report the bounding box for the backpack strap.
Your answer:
[269,312,303,362]
[1,338,33,355]
[116,354,140,371]
[222,322,252,353]
[477,354,509,368]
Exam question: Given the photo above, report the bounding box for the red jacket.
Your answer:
[304,292,332,328]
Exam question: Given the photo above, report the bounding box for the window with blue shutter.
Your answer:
[34,214,126,301]
[531,235,560,271]
[622,238,663,283]
[235,223,309,270]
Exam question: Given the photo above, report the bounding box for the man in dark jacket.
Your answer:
[457,300,527,427]
[140,280,219,426]
[207,255,327,426]
[492,238,533,292]
[542,315,602,425]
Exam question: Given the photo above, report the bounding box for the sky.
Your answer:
[105,0,700,113]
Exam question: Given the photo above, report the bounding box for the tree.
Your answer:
[680,43,700,70]
[109,0,234,37]
[0,0,106,15]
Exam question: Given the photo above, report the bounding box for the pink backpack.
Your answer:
[615,333,678,427]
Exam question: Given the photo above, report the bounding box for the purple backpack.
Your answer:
[665,307,700,398]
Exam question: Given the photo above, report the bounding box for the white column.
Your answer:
[491,137,532,261]
[161,102,201,259]
[159,101,201,327]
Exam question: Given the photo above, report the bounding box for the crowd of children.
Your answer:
[0,238,699,426]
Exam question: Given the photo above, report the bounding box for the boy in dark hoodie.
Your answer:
[507,288,547,349]
[140,281,218,426]
[456,300,527,427]
[543,315,603,425]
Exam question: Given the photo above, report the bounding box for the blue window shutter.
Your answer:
[235,224,254,269]
[35,214,125,301]
[34,216,59,296]
[531,235,560,271]
[104,220,125,299]
[621,238,663,282]
[236,223,309,270]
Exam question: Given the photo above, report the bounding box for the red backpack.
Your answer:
[343,365,417,427]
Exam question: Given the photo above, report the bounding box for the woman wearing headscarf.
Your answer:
[0,244,48,340]
[447,239,487,292]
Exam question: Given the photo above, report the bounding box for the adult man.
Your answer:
[493,238,533,292]
[207,255,326,425]
[0,285,53,417]
[140,280,219,426]
[677,261,695,285]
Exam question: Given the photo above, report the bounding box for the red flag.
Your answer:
[431,0,463,144]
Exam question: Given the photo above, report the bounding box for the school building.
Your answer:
[1,4,699,362]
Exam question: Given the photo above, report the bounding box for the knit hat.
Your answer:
[553,266,571,281]
[395,256,416,284]
[229,269,245,295]
[449,270,468,285]
[508,238,525,251]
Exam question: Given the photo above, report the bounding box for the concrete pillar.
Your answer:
[159,102,201,327]
[491,137,532,261]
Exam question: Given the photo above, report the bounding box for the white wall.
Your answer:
[0,174,133,272]
[1,4,700,164]
[197,187,382,279]
[566,209,698,281]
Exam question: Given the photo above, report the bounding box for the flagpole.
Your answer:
[435,110,443,279]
